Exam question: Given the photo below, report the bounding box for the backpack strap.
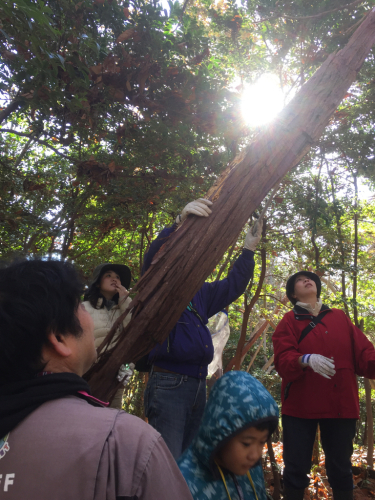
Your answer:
[298,308,330,344]
[187,301,203,322]
[284,307,331,401]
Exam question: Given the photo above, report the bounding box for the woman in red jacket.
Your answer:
[272,272,375,500]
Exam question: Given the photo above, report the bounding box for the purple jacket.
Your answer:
[142,224,255,378]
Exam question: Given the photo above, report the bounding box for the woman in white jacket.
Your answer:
[83,263,133,409]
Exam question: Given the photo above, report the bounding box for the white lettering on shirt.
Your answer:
[4,473,15,492]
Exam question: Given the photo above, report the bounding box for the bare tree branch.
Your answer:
[179,0,191,20]
[14,138,35,169]
[0,128,78,162]
[0,99,24,125]
[254,0,365,24]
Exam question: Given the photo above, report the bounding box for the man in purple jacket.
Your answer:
[0,260,193,500]
[142,198,263,459]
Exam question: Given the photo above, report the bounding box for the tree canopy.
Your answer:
[1,0,375,340]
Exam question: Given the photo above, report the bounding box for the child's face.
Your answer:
[216,427,268,476]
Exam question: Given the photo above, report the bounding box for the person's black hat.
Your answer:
[286,271,321,304]
[91,263,131,290]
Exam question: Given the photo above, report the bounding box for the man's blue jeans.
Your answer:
[144,370,206,459]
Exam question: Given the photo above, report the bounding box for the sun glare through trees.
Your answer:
[241,74,284,127]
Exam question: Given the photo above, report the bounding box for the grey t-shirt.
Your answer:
[0,396,193,500]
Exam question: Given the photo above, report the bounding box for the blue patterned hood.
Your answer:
[178,372,279,500]
[190,371,279,469]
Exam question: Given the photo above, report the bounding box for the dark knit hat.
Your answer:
[286,271,321,304]
[91,263,131,290]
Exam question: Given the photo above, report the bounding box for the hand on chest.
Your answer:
[296,317,353,368]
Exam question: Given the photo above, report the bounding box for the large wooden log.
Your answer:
[86,8,375,402]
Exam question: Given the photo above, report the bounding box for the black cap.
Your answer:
[286,271,321,304]
[91,263,131,290]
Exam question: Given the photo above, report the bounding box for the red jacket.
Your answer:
[272,305,375,419]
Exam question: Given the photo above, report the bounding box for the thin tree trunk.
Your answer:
[311,163,323,269]
[85,11,375,402]
[351,179,373,468]
[226,220,267,372]
[363,414,368,447]
[267,437,281,500]
[327,164,350,318]
[263,331,268,364]
[351,177,373,468]
[23,233,38,254]
[358,319,373,469]
[139,230,145,276]
[15,137,34,169]
[48,236,56,260]
[364,377,374,468]
[61,215,76,259]
[144,216,154,256]
[241,295,289,362]
[246,339,264,372]
[262,354,274,372]
[215,241,237,281]
[312,427,320,465]
[352,171,359,327]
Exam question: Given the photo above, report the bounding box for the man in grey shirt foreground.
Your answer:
[0,260,193,500]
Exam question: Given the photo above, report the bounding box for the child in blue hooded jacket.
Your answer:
[178,371,279,500]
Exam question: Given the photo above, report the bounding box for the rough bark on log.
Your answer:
[85,8,375,402]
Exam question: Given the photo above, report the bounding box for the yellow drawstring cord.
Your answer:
[214,461,259,500]
[246,470,259,500]
[216,462,232,499]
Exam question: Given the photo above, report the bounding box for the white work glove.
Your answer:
[305,354,336,379]
[244,218,263,251]
[117,362,135,387]
[176,198,213,225]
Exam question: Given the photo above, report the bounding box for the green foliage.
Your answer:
[122,370,147,417]
[1,0,375,431]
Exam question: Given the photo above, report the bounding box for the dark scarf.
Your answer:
[0,373,91,438]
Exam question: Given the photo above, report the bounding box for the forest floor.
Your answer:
[263,442,375,500]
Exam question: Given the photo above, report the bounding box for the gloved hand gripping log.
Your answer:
[176,198,264,250]
[117,363,135,386]
[175,198,213,224]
